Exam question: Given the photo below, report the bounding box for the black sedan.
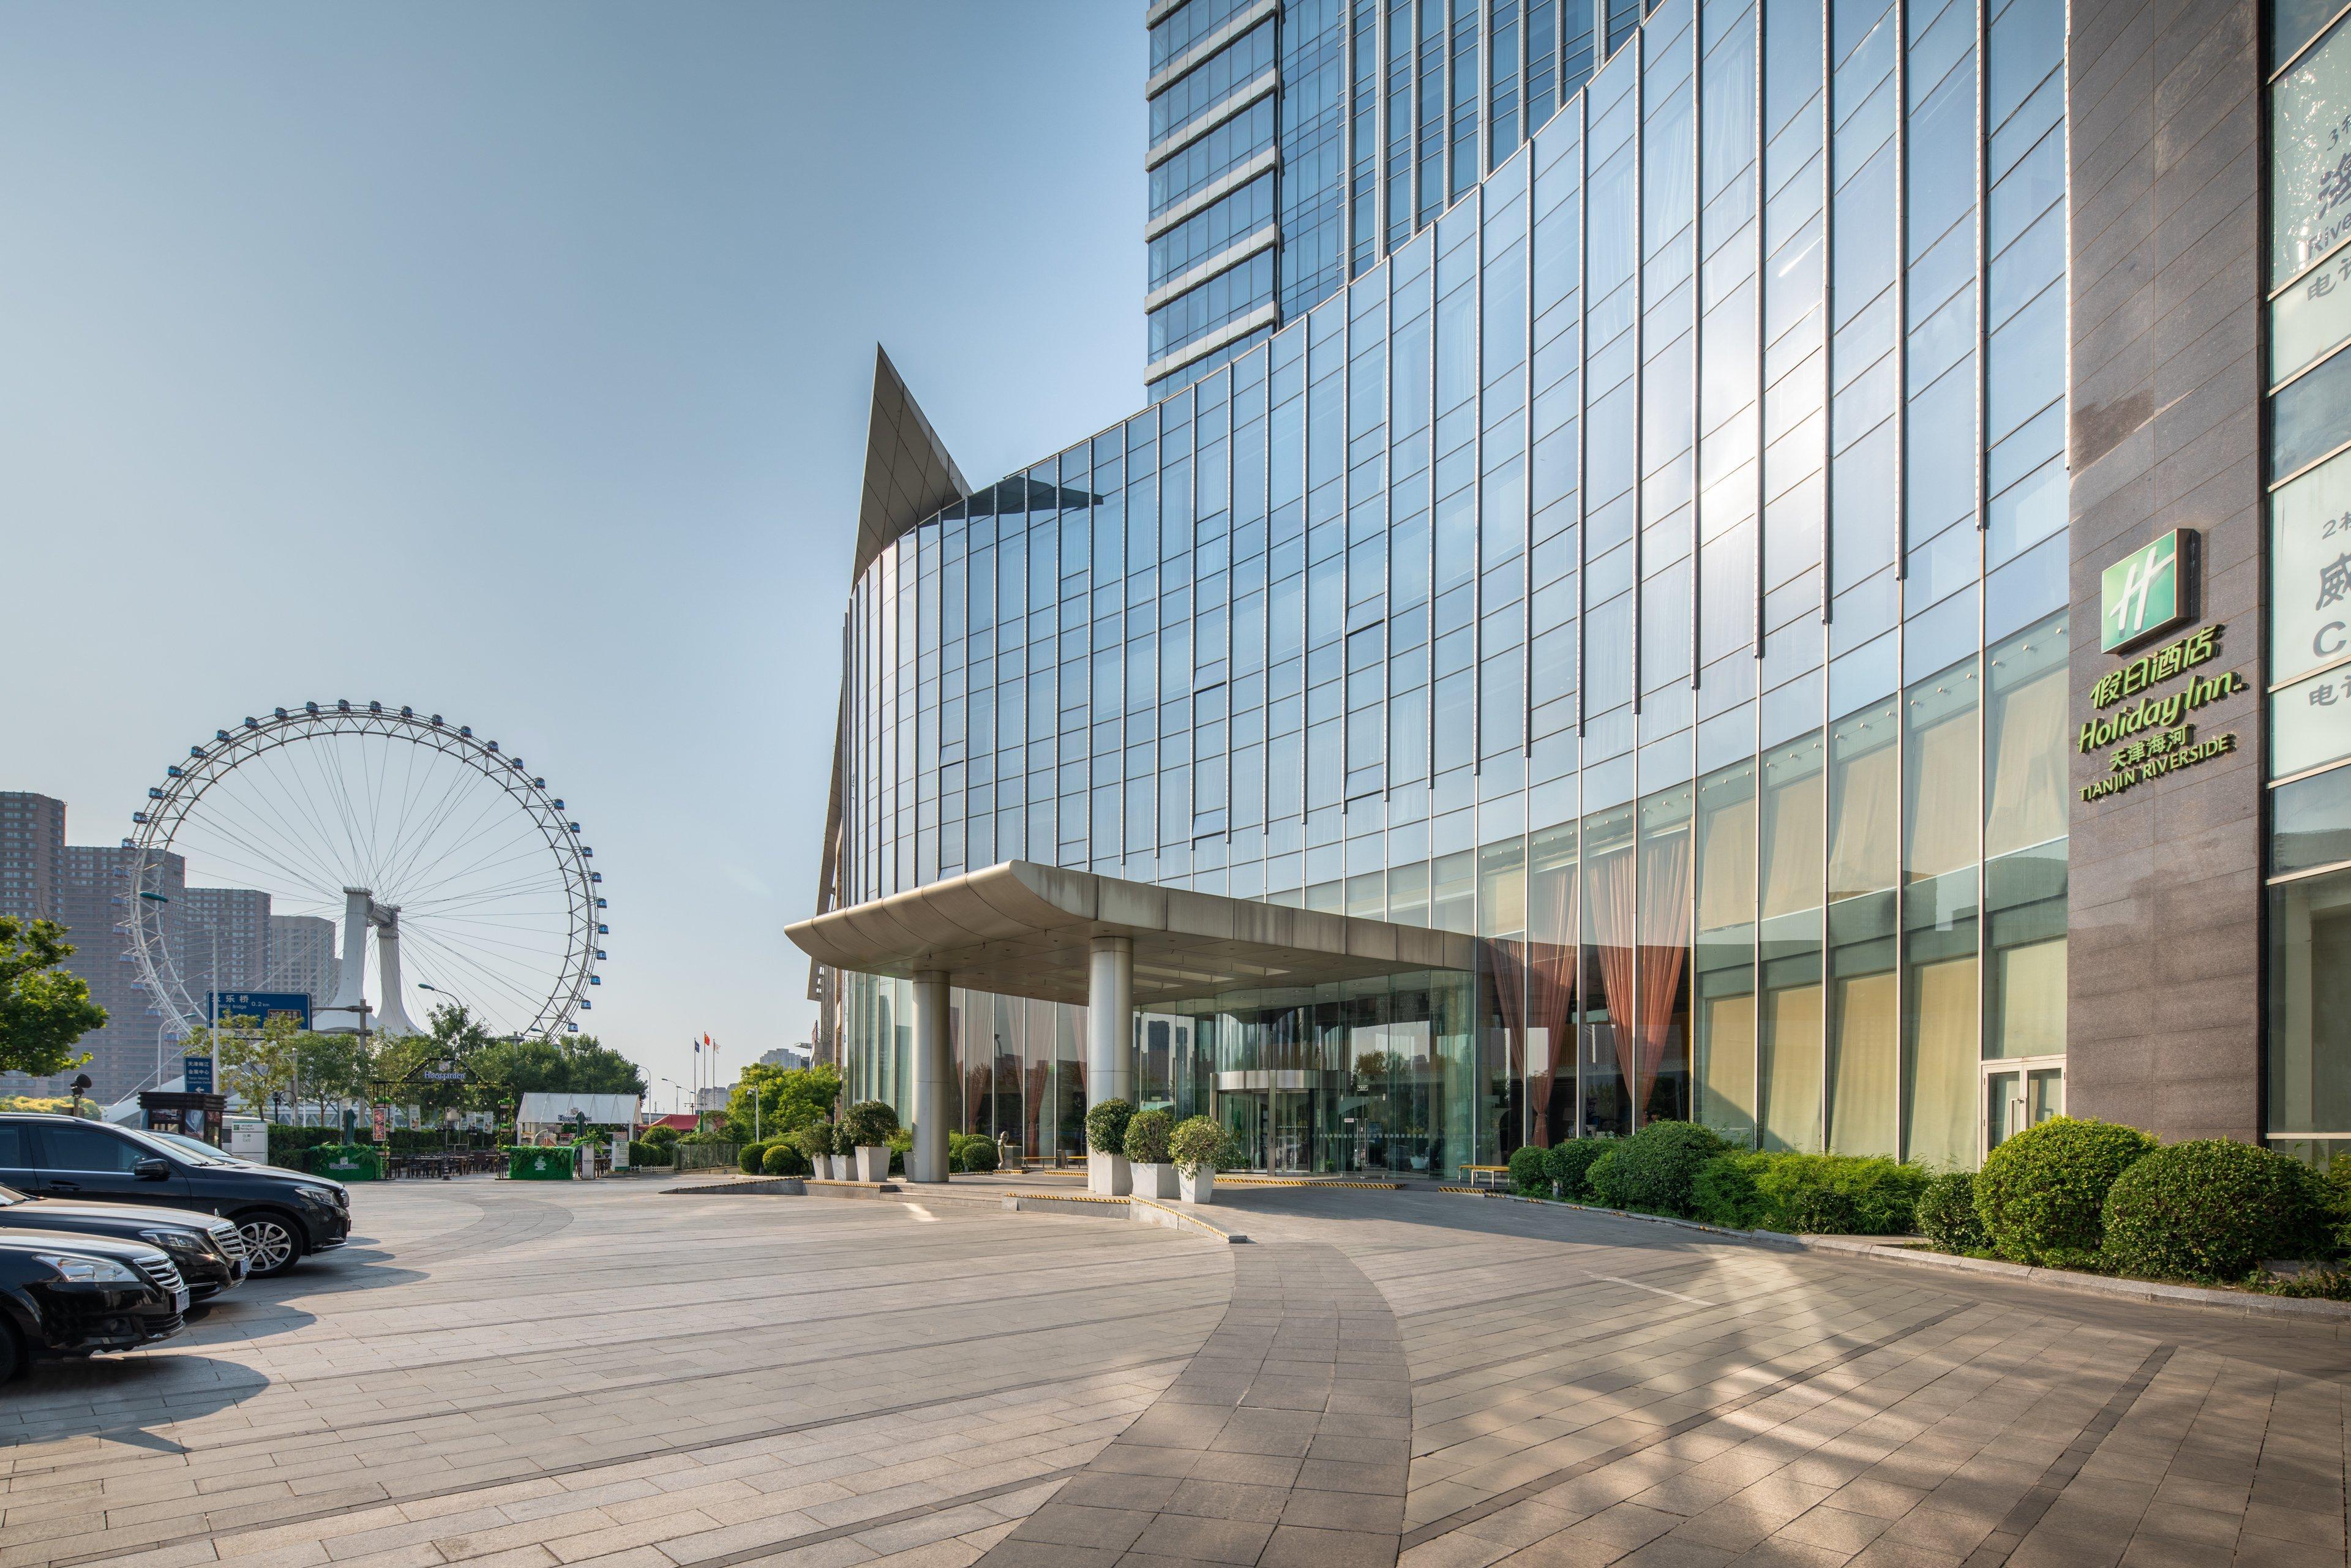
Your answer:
[0,1232,187,1381]
[0,1184,248,1299]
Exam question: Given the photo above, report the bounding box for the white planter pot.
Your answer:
[1088,1150,1131,1196]
[855,1146,889,1183]
[1133,1161,1179,1200]
[1178,1168,1215,1205]
[825,1154,848,1180]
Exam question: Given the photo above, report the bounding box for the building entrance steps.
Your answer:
[975,1240,1411,1568]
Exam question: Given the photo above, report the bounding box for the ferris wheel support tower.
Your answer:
[318,887,420,1039]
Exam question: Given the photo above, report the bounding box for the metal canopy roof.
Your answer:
[784,860,1475,1008]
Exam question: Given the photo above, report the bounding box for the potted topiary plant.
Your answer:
[1084,1098,1134,1196]
[1169,1115,1224,1205]
[843,1101,899,1182]
[1124,1109,1177,1199]
[792,1122,834,1179]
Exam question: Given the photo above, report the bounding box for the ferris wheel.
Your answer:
[125,700,605,1044]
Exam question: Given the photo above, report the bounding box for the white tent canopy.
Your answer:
[514,1093,641,1133]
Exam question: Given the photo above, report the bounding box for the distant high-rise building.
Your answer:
[265,915,339,1008]
[174,886,272,1004]
[1144,0,1622,400]
[0,791,66,925]
[51,843,187,1105]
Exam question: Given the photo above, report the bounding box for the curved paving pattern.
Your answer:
[978,1241,1409,1567]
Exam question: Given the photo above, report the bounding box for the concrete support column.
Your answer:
[1087,936,1134,1107]
[909,970,950,1183]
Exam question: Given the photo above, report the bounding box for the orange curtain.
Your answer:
[1635,832,1693,1112]
[1524,871,1578,1144]
[1592,850,1640,1102]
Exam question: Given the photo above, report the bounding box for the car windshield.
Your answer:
[110,1125,222,1165]
[147,1131,238,1166]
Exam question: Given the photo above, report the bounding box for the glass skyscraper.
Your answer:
[797,0,2322,1177]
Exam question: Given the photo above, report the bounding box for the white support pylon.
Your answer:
[373,906,418,1039]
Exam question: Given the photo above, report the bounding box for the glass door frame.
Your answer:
[1981,1054,2065,1161]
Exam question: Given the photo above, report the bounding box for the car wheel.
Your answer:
[236,1212,304,1277]
[0,1320,24,1384]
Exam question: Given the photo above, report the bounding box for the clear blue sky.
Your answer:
[0,1,1146,1106]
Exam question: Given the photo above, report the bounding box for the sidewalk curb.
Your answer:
[1509,1195,2351,1321]
[676,1171,1250,1244]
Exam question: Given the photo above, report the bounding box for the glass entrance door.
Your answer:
[1983,1057,2064,1158]
[1269,1090,1313,1175]
[1218,1090,1267,1172]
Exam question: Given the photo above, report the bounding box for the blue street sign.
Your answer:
[182,1054,214,1094]
[208,991,312,1029]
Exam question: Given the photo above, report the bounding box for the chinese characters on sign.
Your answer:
[2078,623,2244,803]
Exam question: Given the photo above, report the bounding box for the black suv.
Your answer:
[0,1117,349,1278]
[0,1231,187,1380]
[0,1184,249,1299]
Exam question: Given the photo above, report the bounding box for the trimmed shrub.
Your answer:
[738,1142,769,1176]
[1586,1120,1728,1216]
[1169,1116,1225,1175]
[792,1122,836,1160]
[1509,1145,1553,1197]
[2102,1139,2332,1282]
[1085,1098,1134,1156]
[1916,1172,1988,1253]
[1974,1116,2157,1267]
[1583,1146,1622,1204]
[1123,1108,1174,1165]
[1545,1139,1613,1201]
[761,1143,808,1177]
[842,1101,899,1147]
[950,1132,1000,1174]
[1691,1152,1769,1229]
[887,1128,912,1176]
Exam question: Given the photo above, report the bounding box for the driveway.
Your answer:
[0,1179,2342,1568]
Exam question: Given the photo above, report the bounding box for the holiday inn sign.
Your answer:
[2101,528,2191,652]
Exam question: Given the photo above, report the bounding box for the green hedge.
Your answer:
[950,1132,1000,1173]
[2101,1139,2331,1282]
[1975,1116,2156,1267]
[1586,1121,1727,1217]
[1169,1116,1225,1174]
[1546,1139,1613,1201]
[1689,1152,1927,1236]
[761,1143,810,1177]
[1915,1172,1987,1253]
[1507,1144,1551,1196]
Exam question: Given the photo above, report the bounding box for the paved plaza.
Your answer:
[0,1182,2345,1568]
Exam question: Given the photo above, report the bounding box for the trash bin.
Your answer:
[507,1147,574,1180]
[313,1146,381,1182]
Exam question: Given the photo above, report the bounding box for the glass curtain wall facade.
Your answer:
[842,0,2071,1173]
[1149,0,1643,400]
[2266,1,2351,1163]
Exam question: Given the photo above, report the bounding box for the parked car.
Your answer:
[0,1183,248,1299]
[144,1130,264,1168]
[0,1116,349,1278]
[0,1231,189,1381]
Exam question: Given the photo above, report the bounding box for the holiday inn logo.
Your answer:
[2101,530,2191,651]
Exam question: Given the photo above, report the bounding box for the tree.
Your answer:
[295,1029,370,1122]
[209,1011,297,1112]
[722,1063,841,1143]
[0,917,107,1079]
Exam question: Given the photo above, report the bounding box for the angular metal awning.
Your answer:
[784,860,1475,1007]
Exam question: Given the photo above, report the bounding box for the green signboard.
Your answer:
[2101,529,2190,651]
[508,1147,574,1181]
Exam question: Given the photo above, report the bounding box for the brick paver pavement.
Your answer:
[3,1179,2347,1568]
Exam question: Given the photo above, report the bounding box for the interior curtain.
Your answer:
[1592,850,1640,1105]
[1828,741,1899,898]
[1761,984,1823,1152]
[1906,956,1979,1169]
[1634,831,1693,1111]
[1760,766,1825,916]
[1909,710,1979,879]
[1987,669,2070,857]
[1696,798,1757,932]
[1828,971,1898,1155]
[1524,871,1578,1143]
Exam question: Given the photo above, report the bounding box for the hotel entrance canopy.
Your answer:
[786,860,1474,1183]
[784,859,1474,1007]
